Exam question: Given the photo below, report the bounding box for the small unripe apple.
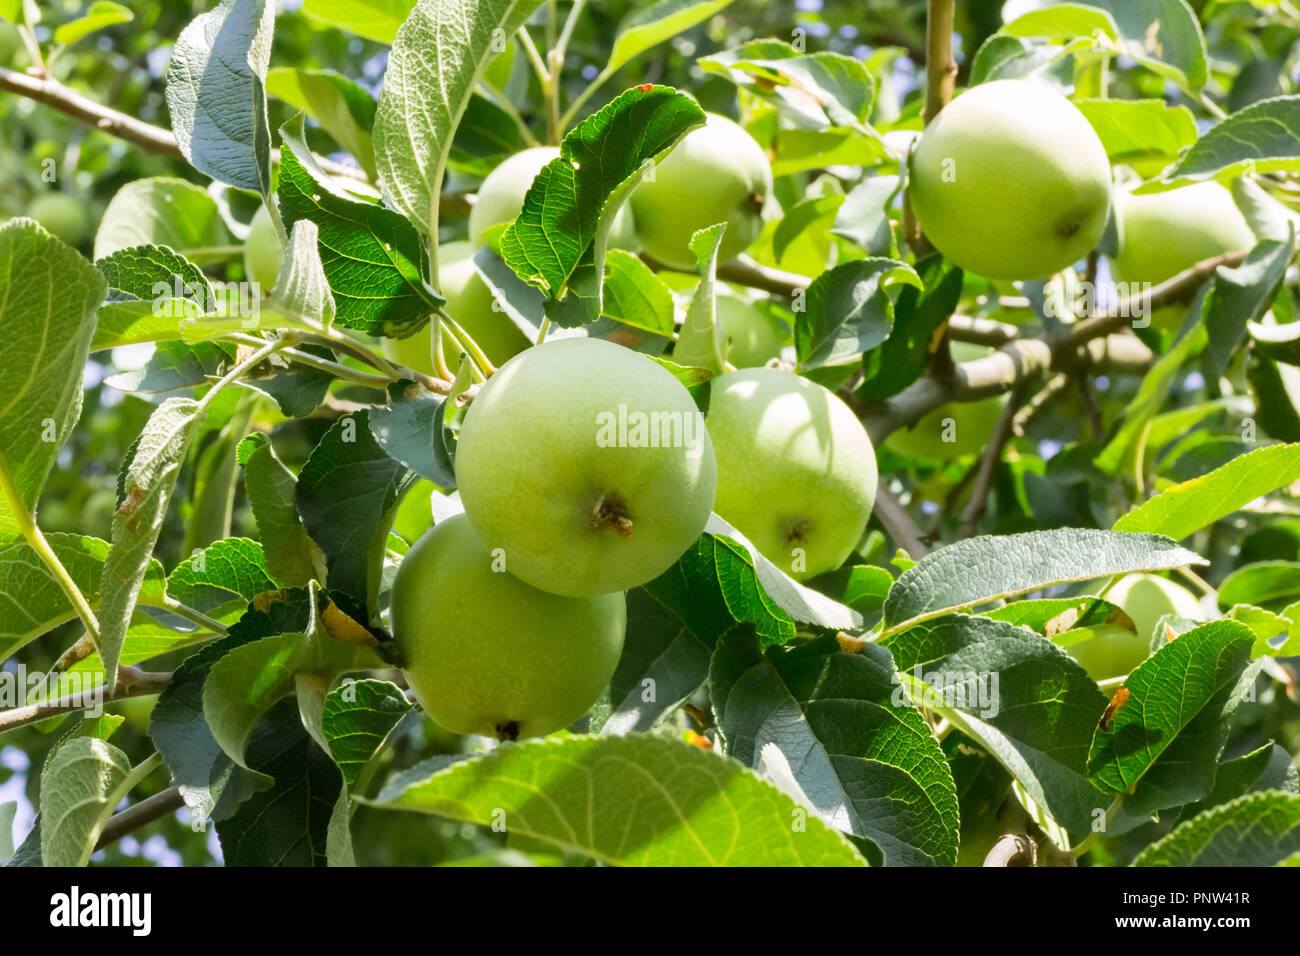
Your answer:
[908,79,1112,280]
[715,286,790,368]
[468,146,636,249]
[29,193,90,245]
[383,241,529,373]
[391,513,626,739]
[706,367,877,580]
[243,204,281,293]
[455,337,717,596]
[1065,573,1205,681]
[631,113,773,270]
[885,342,1008,460]
[1111,183,1255,331]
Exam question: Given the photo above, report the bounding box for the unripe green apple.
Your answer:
[1065,573,1205,681]
[1111,183,1255,332]
[705,367,877,580]
[29,193,90,245]
[391,513,626,739]
[243,204,281,292]
[908,79,1112,280]
[468,146,636,249]
[631,113,773,270]
[716,286,790,368]
[383,241,529,373]
[885,342,1008,460]
[456,337,717,596]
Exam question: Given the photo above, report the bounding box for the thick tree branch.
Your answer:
[984,833,1035,867]
[0,667,171,735]
[923,0,959,124]
[95,786,186,851]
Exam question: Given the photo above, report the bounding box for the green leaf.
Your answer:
[1202,236,1295,380]
[369,733,866,866]
[830,175,899,255]
[1134,791,1300,866]
[94,244,212,349]
[1114,443,1300,540]
[53,1,132,45]
[449,93,530,176]
[712,628,960,866]
[699,40,876,131]
[214,697,341,866]
[39,737,132,867]
[1000,3,1119,42]
[99,397,204,680]
[166,537,278,619]
[1249,317,1300,365]
[857,254,962,401]
[321,679,410,791]
[0,219,106,542]
[296,410,416,613]
[795,258,919,372]
[374,0,543,235]
[301,0,416,44]
[588,588,712,735]
[93,178,233,263]
[881,530,1205,633]
[1089,0,1208,90]
[601,250,676,336]
[1167,95,1300,181]
[0,533,167,664]
[165,0,275,195]
[368,382,457,488]
[673,224,728,375]
[1087,620,1256,793]
[499,86,705,312]
[773,193,844,263]
[276,117,437,338]
[273,218,337,329]
[266,67,376,177]
[149,589,313,822]
[1074,98,1198,165]
[881,614,1111,844]
[1248,351,1300,442]
[237,434,323,587]
[1218,561,1300,612]
[1176,742,1299,824]
[602,0,736,80]
[968,34,1081,88]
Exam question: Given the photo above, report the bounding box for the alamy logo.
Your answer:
[594,405,706,458]
[49,886,152,936]
[891,665,1001,719]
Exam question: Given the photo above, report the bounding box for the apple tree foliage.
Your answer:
[2,0,1300,868]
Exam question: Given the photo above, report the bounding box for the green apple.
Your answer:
[390,513,626,739]
[29,192,90,245]
[908,79,1112,280]
[455,337,717,596]
[885,342,1008,461]
[1065,573,1205,681]
[468,146,636,249]
[716,286,790,368]
[1112,182,1255,332]
[631,112,773,270]
[243,204,281,292]
[705,367,877,580]
[383,241,529,373]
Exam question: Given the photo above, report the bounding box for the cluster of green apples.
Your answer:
[390,333,879,740]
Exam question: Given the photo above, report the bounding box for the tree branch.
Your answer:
[872,485,930,558]
[957,384,1025,538]
[0,667,171,735]
[95,786,186,852]
[923,0,959,124]
[0,65,396,188]
[984,833,1036,867]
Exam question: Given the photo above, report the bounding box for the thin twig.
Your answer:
[957,385,1026,538]
[95,786,186,851]
[872,486,929,558]
[0,668,172,735]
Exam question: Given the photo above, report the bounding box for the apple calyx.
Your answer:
[495,720,521,742]
[590,492,635,538]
